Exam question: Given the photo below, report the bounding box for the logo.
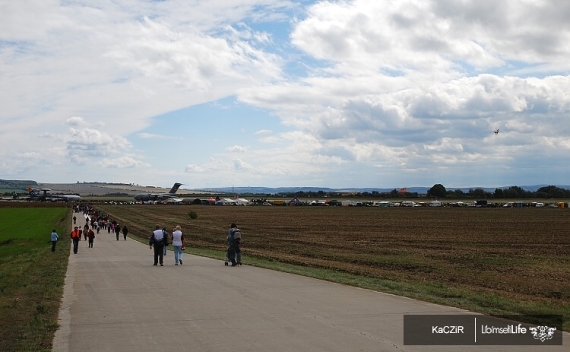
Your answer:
[529,326,556,342]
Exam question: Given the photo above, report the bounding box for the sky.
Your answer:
[1,0,570,190]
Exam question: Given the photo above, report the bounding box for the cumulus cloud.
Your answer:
[97,156,150,168]
[0,0,286,169]
[233,158,253,171]
[66,127,131,164]
[185,164,205,173]
[66,116,87,127]
[3,0,570,187]
[228,145,248,152]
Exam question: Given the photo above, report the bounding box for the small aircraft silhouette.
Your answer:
[494,128,499,135]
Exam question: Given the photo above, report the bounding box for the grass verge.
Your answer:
[0,207,71,351]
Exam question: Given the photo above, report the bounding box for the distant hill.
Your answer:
[0,179,37,191]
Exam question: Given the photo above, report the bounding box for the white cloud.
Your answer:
[228,145,248,152]
[65,127,131,165]
[97,156,150,169]
[185,164,205,173]
[255,129,272,135]
[137,133,171,139]
[2,0,570,188]
[66,116,87,127]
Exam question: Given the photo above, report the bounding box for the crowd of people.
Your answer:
[60,204,244,267]
[67,204,129,254]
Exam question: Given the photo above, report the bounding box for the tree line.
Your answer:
[427,184,570,199]
[275,185,570,199]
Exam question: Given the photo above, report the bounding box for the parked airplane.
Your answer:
[134,183,183,202]
[27,186,82,201]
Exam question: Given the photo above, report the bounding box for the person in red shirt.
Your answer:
[71,226,81,254]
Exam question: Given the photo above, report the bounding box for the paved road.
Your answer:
[53,212,567,351]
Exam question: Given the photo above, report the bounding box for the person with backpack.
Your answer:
[233,224,242,266]
[226,223,242,266]
[149,225,166,266]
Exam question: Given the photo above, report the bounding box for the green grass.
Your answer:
[0,207,70,351]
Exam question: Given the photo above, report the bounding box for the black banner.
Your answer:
[404,314,563,345]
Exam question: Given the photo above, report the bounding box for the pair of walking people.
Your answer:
[149,225,184,266]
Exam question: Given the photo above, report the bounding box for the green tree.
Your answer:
[427,184,447,198]
[537,185,567,198]
[468,188,487,198]
[447,189,465,198]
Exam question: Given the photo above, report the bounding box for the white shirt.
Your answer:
[172,230,183,246]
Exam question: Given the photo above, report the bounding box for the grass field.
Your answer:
[0,205,70,351]
[97,204,570,331]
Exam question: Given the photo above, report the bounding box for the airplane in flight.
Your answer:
[494,128,500,135]
[134,183,183,202]
[27,186,82,202]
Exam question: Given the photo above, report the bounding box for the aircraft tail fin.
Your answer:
[28,186,40,197]
[168,183,182,194]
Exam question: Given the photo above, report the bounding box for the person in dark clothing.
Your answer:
[227,223,242,266]
[149,225,166,266]
[122,225,128,240]
[226,224,237,266]
[232,225,242,266]
[87,228,95,248]
[115,224,121,241]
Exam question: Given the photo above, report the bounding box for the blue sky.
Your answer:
[1,0,570,190]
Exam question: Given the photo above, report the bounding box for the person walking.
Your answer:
[228,223,242,266]
[70,226,81,254]
[122,225,128,240]
[162,228,169,256]
[51,229,59,252]
[172,225,185,265]
[226,224,237,266]
[87,227,95,248]
[232,224,242,266]
[149,225,166,266]
[83,224,89,241]
[115,223,121,241]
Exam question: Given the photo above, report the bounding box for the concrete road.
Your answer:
[53,212,567,351]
